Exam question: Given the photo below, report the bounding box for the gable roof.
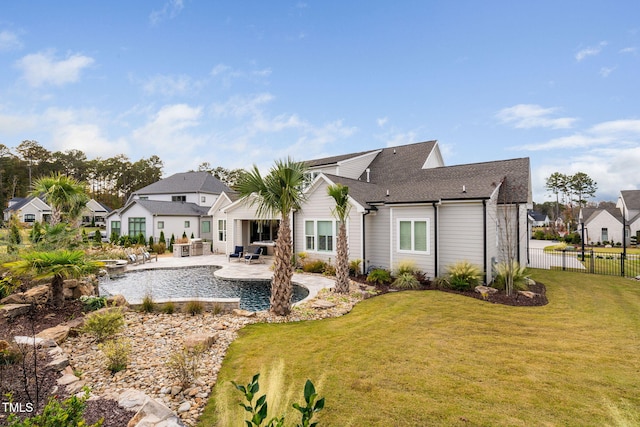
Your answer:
[132,171,231,196]
[581,207,623,224]
[4,196,51,213]
[621,190,640,210]
[528,211,549,222]
[122,199,209,216]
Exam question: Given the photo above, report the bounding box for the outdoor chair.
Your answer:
[244,247,264,264]
[228,246,244,261]
[142,249,158,263]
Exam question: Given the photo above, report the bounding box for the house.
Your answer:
[211,140,532,283]
[3,196,52,223]
[528,210,550,227]
[578,207,624,245]
[617,190,640,245]
[106,171,231,243]
[81,199,112,226]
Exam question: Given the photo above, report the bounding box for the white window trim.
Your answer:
[304,219,339,254]
[397,218,430,254]
[185,221,190,228]
[218,219,227,242]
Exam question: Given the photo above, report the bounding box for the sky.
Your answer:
[1,1,639,203]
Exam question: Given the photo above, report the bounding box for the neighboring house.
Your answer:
[211,140,532,283]
[107,171,231,243]
[617,190,640,245]
[528,210,550,227]
[578,207,624,245]
[81,199,112,226]
[3,196,52,223]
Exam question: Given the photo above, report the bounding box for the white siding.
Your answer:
[438,201,485,279]
[337,151,379,179]
[363,207,391,271]
[134,192,218,207]
[120,204,152,239]
[585,211,623,245]
[389,206,436,277]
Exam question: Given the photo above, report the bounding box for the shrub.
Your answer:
[0,276,20,300]
[322,263,336,276]
[169,234,175,252]
[152,242,166,255]
[302,259,326,274]
[348,259,362,276]
[148,236,154,247]
[82,308,125,342]
[392,272,420,290]
[166,345,205,388]
[6,389,101,427]
[79,295,107,311]
[184,300,204,316]
[159,231,166,246]
[442,261,482,291]
[367,268,392,286]
[141,293,155,313]
[99,338,131,373]
[395,259,418,276]
[492,261,530,292]
[161,301,175,314]
[0,340,22,365]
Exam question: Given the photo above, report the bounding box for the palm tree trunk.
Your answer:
[334,223,350,293]
[271,214,293,316]
[51,274,64,308]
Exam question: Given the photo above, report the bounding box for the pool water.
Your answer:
[99,266,309,312]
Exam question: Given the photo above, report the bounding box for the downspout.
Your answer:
[483,200,488,283]
[516,203,520,263]
[362,210,371,275]
[432,202,438,278]
[291,210,296,255]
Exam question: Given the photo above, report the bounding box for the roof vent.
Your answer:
[393,149,396,154]
[386,189,390,197]
[366,168,370,183]
[462,185,467,193]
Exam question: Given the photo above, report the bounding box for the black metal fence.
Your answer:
[528,248,640,278]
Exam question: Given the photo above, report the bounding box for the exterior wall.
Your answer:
[224,198,278,252]
[119,204,152,239]
[585,212,623,244]
[363,207,391,271]
[209,196,233,255]
[134,192,218,207]
[388,205,436,278]
[438,201,485,280]
[152,215,201,241]
[294,180,362,264]
[199,217,213,242]
[308,165,338,176]
[337,151,379,179]
[492,203,529,281]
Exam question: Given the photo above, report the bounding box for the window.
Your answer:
[601,228,609,242]
[172,195,186,202]
[305,220,336,252]
[128,218,145,239]
[398,219,429,253]
[111,221,121,237]
[139,196,149,200]
[157,221,164,229]
[184,221,190,228]
[218,220,226,241]
[201,196,206,203]
[202,220,211,233]
[24,214,36,222]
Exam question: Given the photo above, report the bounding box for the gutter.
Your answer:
[483,199,487,283]
[362,208,373,275]
[432,202,438,278]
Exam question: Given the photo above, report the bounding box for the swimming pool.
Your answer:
[99,266,309,312]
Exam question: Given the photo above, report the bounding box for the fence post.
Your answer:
[562,249,566,271]
[589,250,594,274]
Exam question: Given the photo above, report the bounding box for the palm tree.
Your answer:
[236,158,308,316]
[3,250,104,308]
[327,183,351,294]
[30,173,88,225]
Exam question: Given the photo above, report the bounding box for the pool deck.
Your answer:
[124,253,336,304]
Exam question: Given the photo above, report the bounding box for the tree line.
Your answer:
[543,171,598,230]
[0,140,244,212]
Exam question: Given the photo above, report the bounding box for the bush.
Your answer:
[79,295,107,311]
[322,263,336,276]
[441,261,483,291]
[395,259,418,276]
[148,236,154,247]
[161,301,175,314]
[93,230,102,244]
[82,308,125,342]
[141,293,155,313]
[0,276,20,300]
[159,231,166,246]
[166,345,205,388]
[492,261,530,292]
[6,389,101,427]
[392,272,420,290]
[184,300,204,316]
[99,338,131,373]
[0,340,22,365]
[367,268,392,286]
[348,259,362,276]
[302,259,326,274]
[152,242,166,255]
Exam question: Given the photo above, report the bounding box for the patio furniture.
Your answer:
[228,246,244,261]
[142,249,158,262]
[244,247,264,264]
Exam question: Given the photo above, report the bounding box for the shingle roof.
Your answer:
[528,211,548,222]
[133,199,209,216]
[621,190,640,210]
[3,196,48,213]
[581,207,623,224]
[305,149,379,168]
[133,171,231,196]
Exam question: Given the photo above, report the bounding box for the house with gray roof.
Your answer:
[106,171,231,243]
[211,140,532,283]
[4,196,110,226]
[617,189,640,245]
[578,207,624,245]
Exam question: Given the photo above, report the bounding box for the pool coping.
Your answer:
[120,253,335,307]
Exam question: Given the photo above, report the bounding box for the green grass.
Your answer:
[200,270,640,426]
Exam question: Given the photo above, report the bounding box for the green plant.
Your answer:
[184,300,204,316]
[141,293,155,313]
[161,301,175,314]
[442,261,482,291]
[492,260,530,293]
[392,272,420,290]
[0,276,20,300]
[212,303,224,316]
[159,231,166,246]
[395,259,418,276]
[82,308,125,342]
[93,230,102,244]
[293,379,325,427]
[99,338,131,373]
[6,388,103,427]
[166,345,205,388]
[169,234,175,252]
[79,295,107,311]
[301,260,326,274]
[152,242,166,255]
[366,268,392,286]
[137,233,145,245]
[322,263,336,276]
[348,259,362,276]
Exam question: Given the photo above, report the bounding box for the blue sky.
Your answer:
[1,1,639,203]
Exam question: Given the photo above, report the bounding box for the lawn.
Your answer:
[200,270,640,426]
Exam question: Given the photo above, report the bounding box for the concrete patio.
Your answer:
[124,253,336,304]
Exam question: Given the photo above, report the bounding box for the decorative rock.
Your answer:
[517,290,538,299]
[47,355,70,371]
[13,335,55,348]
[0,303,31,319]
[177,401,191,413]
[107,294,128,306]
[311,300,336,309]
[118,389,150,412]
[475,285,498,295]
[66,380,87,394]
[1,285,50,305]
[232,308,255,317]
[65,317,86,337]
[57,373,80,386]
[36,324,70,345]
[171,386,182,396]
[73,282,95,299]
[183,334,216,350]
[126,394,185,427]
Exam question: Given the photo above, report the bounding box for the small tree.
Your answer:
[159,231,166,246]
[169,234,175,252]
[93,230,102,244]
[327,183,351,294]
[148,236,154,247]
[137,233,145,245]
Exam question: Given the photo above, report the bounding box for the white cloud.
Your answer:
[575,41,607,61]
[0,30,23,51]
[15,50,94,87]
[619,47,637,54]
[149,0,184,26]
[377,117,388,127]
[142,74,202,96]
[599,66,616,77]
[209,63,271,88]
[211,93,275,119]
[496,104,577,129]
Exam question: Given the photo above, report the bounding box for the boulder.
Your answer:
[107,294,128,306]
[120,389,185,427]
[232,308,255,317]
[23,285,51,305]
[48,355,70,371]
[0,303,31,319]
[517,290,538,299]
[14,336,55,348]
[183,334,216,350]
[73,282,95,299]
[311,300,336,309]
[474,285,498,295]
[118,389,150,412]
[65,317,86,337]
[57,373,79,386]
[64,279,80,289]
[36,324,70,345]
